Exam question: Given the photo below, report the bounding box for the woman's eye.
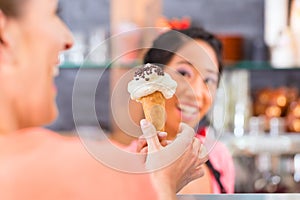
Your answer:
[204,77,217,85]
[177,69,191,77]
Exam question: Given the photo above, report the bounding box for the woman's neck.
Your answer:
[0,104,18,135]
[165,126,178,141]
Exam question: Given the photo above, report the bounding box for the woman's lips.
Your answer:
[52,84,57,93]
[53,58,61,77]
[53,66,59,77]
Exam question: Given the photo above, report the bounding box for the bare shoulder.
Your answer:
[0,128,157,200]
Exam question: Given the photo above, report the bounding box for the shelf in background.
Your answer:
[58,61,300,71]
[221,133,300,156]
[225,61,300,71]
[59,62,110,69]
[59,61,142,69]
[178,194,300,200]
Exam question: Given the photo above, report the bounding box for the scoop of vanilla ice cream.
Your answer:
[128,63,177,101]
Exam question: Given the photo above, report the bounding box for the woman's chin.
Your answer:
[165,124,179,140]
[42,106,58,126]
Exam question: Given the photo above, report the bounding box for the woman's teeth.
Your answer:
[178,104,198,114]
[53,66,59,77]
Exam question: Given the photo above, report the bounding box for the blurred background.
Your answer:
[47,0,300,193]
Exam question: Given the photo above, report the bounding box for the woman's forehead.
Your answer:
[175,40,219,73]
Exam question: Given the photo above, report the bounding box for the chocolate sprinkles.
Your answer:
[133,63,164,81]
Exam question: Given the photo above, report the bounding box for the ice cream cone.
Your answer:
[140,91,166,131]
[128,63,177,131]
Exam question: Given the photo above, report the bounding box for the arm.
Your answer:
[140,119,207,199]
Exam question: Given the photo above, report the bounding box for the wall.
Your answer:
[163,0,264,36]
[59,0,110,33]
[47,68,111,132]
[59,0,264,59]
[163,0,265,59]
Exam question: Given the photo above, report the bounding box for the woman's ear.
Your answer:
[0,10,14,67]
[0,10,7,46]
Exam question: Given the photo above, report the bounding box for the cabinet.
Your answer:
[216,61,300,193]
[218,61,300,135]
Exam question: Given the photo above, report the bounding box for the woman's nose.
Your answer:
[63,27,74,51]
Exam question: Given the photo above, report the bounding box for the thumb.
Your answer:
[168,123,194,153]
[140,119,162,153]
[144,123,195,171]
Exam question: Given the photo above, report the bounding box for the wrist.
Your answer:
[151,173,177,200]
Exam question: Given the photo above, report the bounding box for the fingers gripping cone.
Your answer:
[140,119,162,153]
[140,91,166,131]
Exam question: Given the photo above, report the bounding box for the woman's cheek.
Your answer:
[202,102,212,117]
[173,78,186,96]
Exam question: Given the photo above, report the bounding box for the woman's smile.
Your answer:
[176,102,200,122]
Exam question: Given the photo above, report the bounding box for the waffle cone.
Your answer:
[140,91,166,131]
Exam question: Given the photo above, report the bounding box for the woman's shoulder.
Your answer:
[210,140,231,155]
[0,128,157,199]
[8,127,99,165]
[207,139,233,167]
[195,131,232,163]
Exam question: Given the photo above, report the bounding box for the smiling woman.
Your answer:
[117,27,235,194]
[0,0,73,131]
[143,27,234,194]
[0,0,208,199]
[164,50,218,138]
[143,27,222,140]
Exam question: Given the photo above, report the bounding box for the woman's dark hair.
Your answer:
[0,0,25,17]
[144,27,223,75]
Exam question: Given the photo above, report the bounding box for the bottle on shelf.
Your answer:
[290,0,300,67]
[270,27,297,68]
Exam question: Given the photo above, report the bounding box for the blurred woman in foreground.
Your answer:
[0,0,206,199]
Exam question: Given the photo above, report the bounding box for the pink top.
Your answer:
[126,132,235,194]
[196,135,235,193]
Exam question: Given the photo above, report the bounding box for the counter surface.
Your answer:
[178,194,300,200]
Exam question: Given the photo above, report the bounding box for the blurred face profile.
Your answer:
[1,0,73,129]
[164,39,219,139]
